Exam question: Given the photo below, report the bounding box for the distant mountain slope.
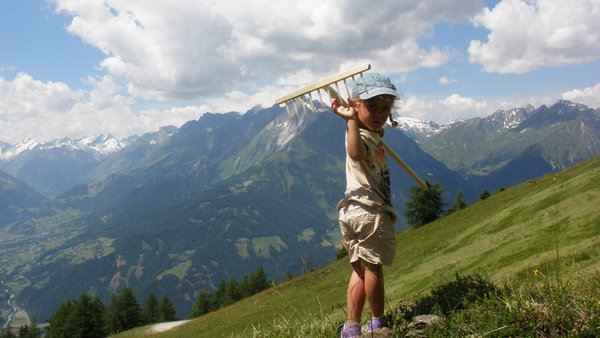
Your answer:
[84,126,177,183]
[0,135,124,198]
[421,100,600,191]
[0,171,49,228]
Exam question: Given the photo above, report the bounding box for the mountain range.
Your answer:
[417,100,600,191]
[1,99,599,321]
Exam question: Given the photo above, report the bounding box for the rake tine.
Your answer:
[360,72,369,95]
[317,89,325,108]
[343,79,351,101]
[308,92,316,112]
[293,99,299,118]
[335,81,342,102]
[302,97,307,115]
[285,104,291,119]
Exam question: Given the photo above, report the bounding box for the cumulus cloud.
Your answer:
[562,82,600,108]
[0,73,202,143]
[441,93,487,110]
[399,93,488,123]
[50,0,481,101]
[469,0,600,73]
[439,76,457,85]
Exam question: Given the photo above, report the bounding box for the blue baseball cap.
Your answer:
[352,72,399,100]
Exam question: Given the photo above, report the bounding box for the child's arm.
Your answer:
[332,98,367,161]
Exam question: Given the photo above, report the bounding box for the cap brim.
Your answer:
[358,87,399,100]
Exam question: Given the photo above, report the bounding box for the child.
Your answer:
[332,72,399,337]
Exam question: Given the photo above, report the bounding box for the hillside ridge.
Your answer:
[118,154,600,337]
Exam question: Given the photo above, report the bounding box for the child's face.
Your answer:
[354,95,395,131]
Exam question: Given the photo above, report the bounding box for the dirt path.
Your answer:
[147,320,191,334]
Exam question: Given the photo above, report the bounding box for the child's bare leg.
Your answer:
[363,261,385,317]
[346,260,366,324]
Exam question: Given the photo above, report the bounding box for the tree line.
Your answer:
[0,265,272,338]
[189,265,271,317]
[403,180,498,227]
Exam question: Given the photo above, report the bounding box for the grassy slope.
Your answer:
[113,156,600,337]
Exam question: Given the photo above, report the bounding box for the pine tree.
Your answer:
[480,189,491,200]
[72,293,107,338]
[239,275,250,298]
[224,277,241,305]
[118,288,142,331]
[48,293,107,338]
[404,181,445,227]
[190,289,212,318]
[142,293,159,324]
[214,280,228,307]
[17,325,29,338]
[157,296,177,322]
[48,300,76,338]
[105,294,121,334]
[448,189,466,214]
[248,265,268,295]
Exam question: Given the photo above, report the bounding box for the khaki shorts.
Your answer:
[339,202,396,266]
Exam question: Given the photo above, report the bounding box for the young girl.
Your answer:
[332,72,399,337]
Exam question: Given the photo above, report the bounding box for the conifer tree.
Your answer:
[190,289,212,318]
[142,293,159,324]
[239,275,250,298]
[48,293,107,338]
[118,288,142,331]
[73,293,107,338]
[105,294,120,334]
[448,189,466,214]
[404,181,445,227]
[48,300,76,338]
[17,325,29,338]
[248,265,268,295]
[157,296,177,322]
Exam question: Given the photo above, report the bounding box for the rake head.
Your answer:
[275,64,371,117]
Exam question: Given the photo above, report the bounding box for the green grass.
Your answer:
[111,156,600,337]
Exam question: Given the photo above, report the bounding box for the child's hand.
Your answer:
[331,98,357,121]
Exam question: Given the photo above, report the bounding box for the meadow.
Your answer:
[112,156,600,337]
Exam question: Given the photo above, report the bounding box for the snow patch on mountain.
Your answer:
[487,104,535,131]
[0,138,40,160]
[0,135,124,161]
[395,116,443,135]
[393,115,449,142]
[271,100,326,148]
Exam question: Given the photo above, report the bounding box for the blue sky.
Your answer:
[1,0,599,143]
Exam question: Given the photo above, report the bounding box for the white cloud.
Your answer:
[441,93,487,111]
[562,82,600,108]
[0,73,203,143]
[399,93,488,123]
[439,76,457,85]
[50,0,481,101]
[469,0,600,73]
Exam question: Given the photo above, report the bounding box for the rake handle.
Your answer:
[382,141,429,190]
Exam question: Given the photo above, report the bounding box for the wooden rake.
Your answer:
[275,64,428,190]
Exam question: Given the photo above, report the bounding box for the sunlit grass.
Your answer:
[111,156,600,337]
